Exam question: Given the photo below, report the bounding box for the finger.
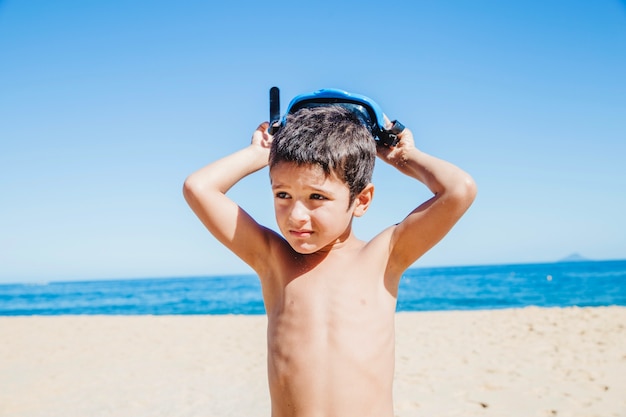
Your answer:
[258,121,270,132]
[397,126,411,139]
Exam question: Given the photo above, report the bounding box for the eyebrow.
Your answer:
[271,182,333,195]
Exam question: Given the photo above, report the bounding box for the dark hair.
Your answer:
[269,106,376,204]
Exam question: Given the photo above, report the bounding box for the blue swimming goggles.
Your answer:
[269,87,404,147]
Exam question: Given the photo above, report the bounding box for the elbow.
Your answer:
[463,175,478,203]
[463,175,478,208]
[451,174,477,210]
[182,175,202,204]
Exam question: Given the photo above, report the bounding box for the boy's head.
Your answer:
[269,105,377,204]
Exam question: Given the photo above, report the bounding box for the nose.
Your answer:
[289,200,310,224]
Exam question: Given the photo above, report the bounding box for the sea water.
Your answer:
[1,260,625,315]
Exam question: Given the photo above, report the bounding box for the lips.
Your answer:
[289,229,313,238]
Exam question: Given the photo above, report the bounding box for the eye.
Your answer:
[275,191,290,199]
[310,193,326,200]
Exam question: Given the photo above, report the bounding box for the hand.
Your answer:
[376,117,417,167]
[251,121,274,150]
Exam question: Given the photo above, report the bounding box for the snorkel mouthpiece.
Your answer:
[269,87,404,147]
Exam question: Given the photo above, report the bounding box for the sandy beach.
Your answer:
[1,307,625,417]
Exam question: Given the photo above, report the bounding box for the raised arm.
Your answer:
[183,122,276,273]
[377,127,477,276]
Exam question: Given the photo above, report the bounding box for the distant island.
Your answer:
[558,253,590,262]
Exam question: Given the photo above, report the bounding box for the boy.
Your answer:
[183,99,476,417]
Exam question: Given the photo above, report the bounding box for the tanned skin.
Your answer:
[184,120,476,417]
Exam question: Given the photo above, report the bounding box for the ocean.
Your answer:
[1,260,625,315]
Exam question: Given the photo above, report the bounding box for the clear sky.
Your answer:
[1,0,625,283]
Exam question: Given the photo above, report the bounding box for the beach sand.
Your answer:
[1,307,625,417]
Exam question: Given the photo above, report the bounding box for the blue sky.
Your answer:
[1,1,625,283]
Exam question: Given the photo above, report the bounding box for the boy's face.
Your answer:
[270,162,367,254]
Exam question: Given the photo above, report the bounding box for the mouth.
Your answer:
[289,229,313,238]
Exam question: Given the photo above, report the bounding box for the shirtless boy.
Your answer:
[183,94,476,417]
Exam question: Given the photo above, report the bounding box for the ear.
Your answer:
[353,183,374,217]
